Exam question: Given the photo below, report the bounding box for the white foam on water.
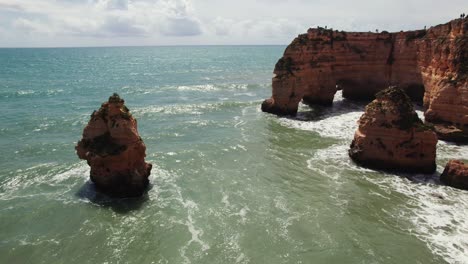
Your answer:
[272,196,305,241]
[0,162,88,199]
[151,165,210,262]
[221,193,230,207]
[178,210,210,264]
[236,253,246,263]
[226,234,250,264]
[307,141,468,263]
[133,104,205,116]
[121,86,160,95]
[50,162,89,183]
[133,100,258,118]
[18,237,60,246]
[169,83,260,93]
[234,92,256,97]
[185,212,210,252]
[177,84,219,92]
[438,141,468,161]
[45,89,64,95]
[234,120,245,128]
[365,175,468,264]
[287,92,468,263]
[277,111,362,140]
[16,90,35,95]
[228,207,249,224]
[133,103,221,116]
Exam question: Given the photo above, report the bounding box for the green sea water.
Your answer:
[0,46,467,264]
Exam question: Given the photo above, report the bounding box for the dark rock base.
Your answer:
[90,164,152,198]
[261,99,298,116]
[349,143,436,174]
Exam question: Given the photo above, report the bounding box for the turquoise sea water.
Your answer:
[0,46,467,264]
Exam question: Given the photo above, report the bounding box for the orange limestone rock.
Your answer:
[262,18,467,141]
[349,87,437,173]
[421,19,468,142]
[440,160,468,190]
[76,94,152,197]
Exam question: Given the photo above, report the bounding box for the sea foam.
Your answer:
[287,92,468,264]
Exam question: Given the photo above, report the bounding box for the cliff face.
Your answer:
[262,18,467,140]
[76,94,152,197]
[440,160,468,190]
[420,20,468,141]
[349,87,437,173]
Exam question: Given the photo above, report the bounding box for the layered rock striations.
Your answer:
[262,18,467,141]
[420,19,468,142]
[440,160,468,190]
[349,87,437,173]
[76,94,152,197]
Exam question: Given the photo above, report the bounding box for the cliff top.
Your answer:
[304,17,467,37]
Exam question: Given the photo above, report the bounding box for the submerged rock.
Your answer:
[76,93,152,197]
[349,87,437,173]
[440,160,468,190]
[262,17,468,142]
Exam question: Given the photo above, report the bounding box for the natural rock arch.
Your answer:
[262,18,467,141]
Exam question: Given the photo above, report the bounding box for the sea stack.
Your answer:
[262,18,467,142]
[349,87,437,173]
[440,160,468,190]
[76,93,152,197]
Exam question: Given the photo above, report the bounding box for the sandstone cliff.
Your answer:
[440,160,468,190]
[76,94,152,197]
[262,18,467,141]
[349,87,437,173]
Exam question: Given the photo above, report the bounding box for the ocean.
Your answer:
[0,46,467,264]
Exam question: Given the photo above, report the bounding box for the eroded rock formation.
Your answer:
[440,160,468,190]
[349,87,437,173]
[76,94,152,197]
[262,18,467,141]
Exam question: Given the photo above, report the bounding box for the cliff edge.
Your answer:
[262,18,467,141]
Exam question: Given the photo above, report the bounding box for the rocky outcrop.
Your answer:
[440,160,468,190]
[420,19,468,142]
[76,94,152,197]
[262,18,467,141]
[349,87,437,173]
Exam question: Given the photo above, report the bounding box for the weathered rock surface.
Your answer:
[440,160,468,190]
[431,124,468,143]
[76,94,152,197]
[349,87,437,173]
[262,18,467,141]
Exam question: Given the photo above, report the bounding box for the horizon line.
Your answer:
[0,44,289,49]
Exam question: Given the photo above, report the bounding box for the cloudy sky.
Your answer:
[0,0,465,47]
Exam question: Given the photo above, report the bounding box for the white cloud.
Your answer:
[12,17,53,34]
[101,14,146,37]
[2,0,203,39]
[0,0,465,47]
[161,17,202,36]
[105,0,129,10]
[206,17,306,44]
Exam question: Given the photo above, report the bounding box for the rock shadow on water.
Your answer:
[76,181,151,214]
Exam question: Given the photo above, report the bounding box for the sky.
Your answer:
[0,0,465,47]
